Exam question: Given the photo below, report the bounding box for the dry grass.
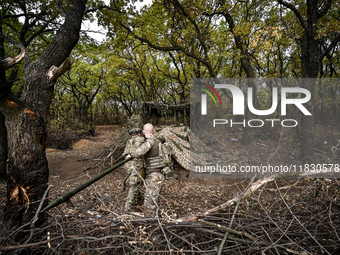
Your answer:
[1,174,339,254]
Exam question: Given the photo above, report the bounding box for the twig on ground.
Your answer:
[217,175,256,255]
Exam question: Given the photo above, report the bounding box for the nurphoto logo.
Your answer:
[190,78,339,179]
[199,82,311,128]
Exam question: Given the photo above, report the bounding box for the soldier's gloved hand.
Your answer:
[157,137,166,143]
[125,154,132,159]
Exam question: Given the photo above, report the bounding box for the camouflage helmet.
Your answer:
[126,114,143,134]
[128,127,143,135]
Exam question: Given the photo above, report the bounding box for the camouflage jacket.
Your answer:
[123,135,146,171]
[130,135,156,159]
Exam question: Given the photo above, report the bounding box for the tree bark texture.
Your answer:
[0,112,7,180]
[0,0,87,240]
[299,0,320,162]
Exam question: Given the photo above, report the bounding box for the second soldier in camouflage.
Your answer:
[123,128,145,211]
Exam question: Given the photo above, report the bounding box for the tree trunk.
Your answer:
[299,78,316,162]
[4,107,49,234]
[0,0,87,243]
[0,112,7,180]
[299,0,320,162]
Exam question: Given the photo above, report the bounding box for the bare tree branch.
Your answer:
[0,35,26,70]
[47,59,71,86]
[320,33,340,61]
[277,0,307,31]
[317,0,332,18]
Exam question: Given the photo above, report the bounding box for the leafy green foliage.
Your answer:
[48,0,339,129]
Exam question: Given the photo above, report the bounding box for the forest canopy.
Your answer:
[47,0,339,129]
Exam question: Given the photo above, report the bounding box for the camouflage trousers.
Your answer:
[125,168,142,211]
[144,171,165,216]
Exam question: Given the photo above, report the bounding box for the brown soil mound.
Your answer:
[71,139,99,150]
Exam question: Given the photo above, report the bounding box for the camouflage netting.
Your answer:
[157,125,244,171]
[157,125,191,170]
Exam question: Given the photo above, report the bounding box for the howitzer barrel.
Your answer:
[41,157,132,213]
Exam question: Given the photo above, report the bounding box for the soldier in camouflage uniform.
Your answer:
[123,128,145,211]
[131,123,165,217]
